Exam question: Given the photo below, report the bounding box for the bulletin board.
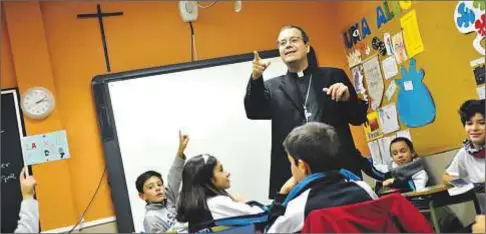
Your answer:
[341,1,485,159]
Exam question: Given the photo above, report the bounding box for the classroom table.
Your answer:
[402,184,483,233]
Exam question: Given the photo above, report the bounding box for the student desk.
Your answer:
[402,184,483,233]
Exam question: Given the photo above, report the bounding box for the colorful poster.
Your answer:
[454,1,485,55]
[362,55,385,110]
[378,104,401,134]
[385,79,398,101]
[378,135,396,166]
[392,31,408,64]
[351,64,368,101]
[400,10,425,58]
[382,56,399,80]
[364,111,383,141]
[347,49,362,68]
[22,130,70,166]
[368,140,383,164]
[384,32,395,56]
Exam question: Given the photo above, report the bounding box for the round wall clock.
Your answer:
[20,87,56,120]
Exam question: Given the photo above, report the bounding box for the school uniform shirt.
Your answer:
[206,195,265,220]
[266,171,378,233]
[143,156,187,233]
[446,147,485,183]
[446,148,486,214]
[187,195,266,232]
[244,66,369,198]
[367,158,429,192]
[14,198,39,233]
[390,160,429,191]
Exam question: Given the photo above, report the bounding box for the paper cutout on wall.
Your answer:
[361,17,372,39]
[396,128,412,141]
[368,140,382,164]
[477,86,485,99]
[395,58,436,127]
[378,104,401,134]
[468,56,486,86]
[384,32,395,55]
[385,80,398,101]
[356,41,371,56]
[473,64,485,85]
[382,56,399,79]
[474,0,485,10]
[470,57,485,67]
[372,37,387,56]
[392,32,408,64]
[351,64,368,101]
[401,10,425,58]
[383,1,395,22]
[377,5,389,29]
[454,1,485,55]
[378,135,396,166]
[22,130,70,166]
[352,24,362,44]
[399,1,412,10]
[347,49,362,68]
[363,55,385,110]
[368,140,389,172]
[364,111,383,141]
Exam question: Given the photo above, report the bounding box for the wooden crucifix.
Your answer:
[77,4,123,72]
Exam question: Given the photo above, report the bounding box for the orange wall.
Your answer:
[1,10,17,89]
[3,0,369,230]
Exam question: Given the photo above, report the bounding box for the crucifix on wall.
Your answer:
[77,4,123,72]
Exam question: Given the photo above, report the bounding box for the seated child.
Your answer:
[176,154,265,233]
[381,137,429,192]
[15,168,39,233]
[265,122,378,233]
[135,131,189,233]
[443,99,485,213]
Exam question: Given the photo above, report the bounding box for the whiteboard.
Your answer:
[93,51,288,232]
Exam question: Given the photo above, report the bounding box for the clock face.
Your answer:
[21,87,55,119]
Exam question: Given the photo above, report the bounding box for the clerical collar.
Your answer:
[287,67,312,79]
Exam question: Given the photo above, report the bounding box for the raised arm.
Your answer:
[14,168,39,233]
[165,130,188,205]
[244,51,272,120]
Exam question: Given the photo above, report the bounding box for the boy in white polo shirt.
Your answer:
[443,99,485,213]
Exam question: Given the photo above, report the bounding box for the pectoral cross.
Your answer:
[304,106,312,123]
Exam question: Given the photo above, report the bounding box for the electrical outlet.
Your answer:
[234,1,242,12]
[179,1,199,22]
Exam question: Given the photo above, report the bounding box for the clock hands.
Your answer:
[34,97,47,104]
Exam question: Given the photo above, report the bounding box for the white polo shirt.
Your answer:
[446,148,485,183]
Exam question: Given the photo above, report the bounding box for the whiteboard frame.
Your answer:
[1,88,33,232]
[91,49,280,233]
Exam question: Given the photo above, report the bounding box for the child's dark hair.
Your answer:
[283,122,340,172]
[459,99,485,126]
[135,170,163,193]
[176,154,229,224]
[390,137,417,158]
